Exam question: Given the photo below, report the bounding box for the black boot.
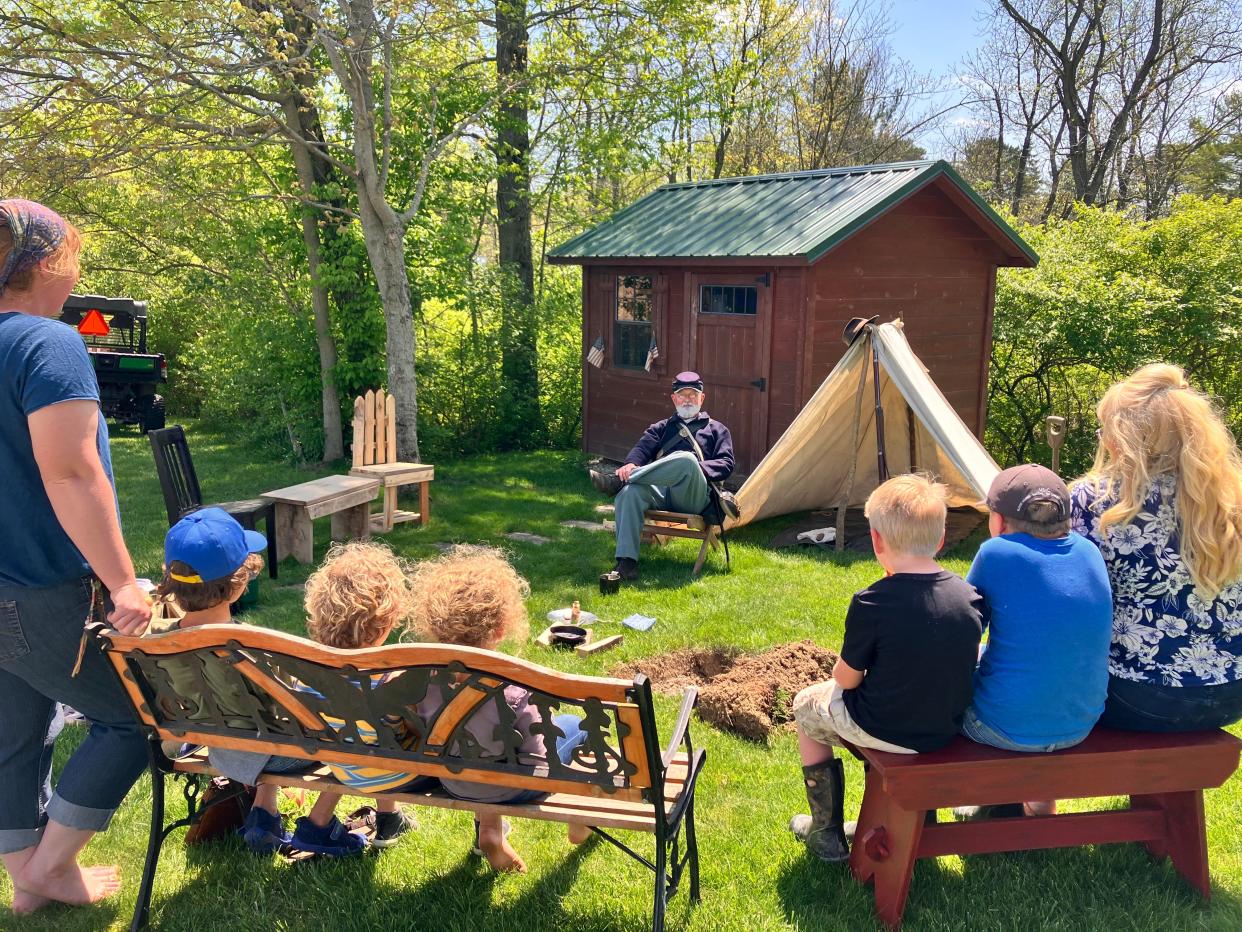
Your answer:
[788,759,850,862]
[612,557,638,581]
[589,469,623,496]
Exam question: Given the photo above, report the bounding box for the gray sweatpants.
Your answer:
[614,451,712,560]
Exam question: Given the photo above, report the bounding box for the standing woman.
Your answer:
[1070,364,1242,731]
[0,200,152,914]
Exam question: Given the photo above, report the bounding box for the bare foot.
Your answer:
[567,823,593,845]
[16,862,122,907]
[478,828,527,873]
[11,888,51,915]
[1024,800,1056,817]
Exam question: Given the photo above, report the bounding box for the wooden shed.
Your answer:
[548,160,1038,477]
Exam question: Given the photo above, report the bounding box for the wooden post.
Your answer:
[351,397,365,468]
[331,502,372,542]
[364,390,376,466]
[275,504,314,565]
[385,393,397,465]
[374,387,386,466]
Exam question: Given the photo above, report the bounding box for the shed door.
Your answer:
[688,272,772,476]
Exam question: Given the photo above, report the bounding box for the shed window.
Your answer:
[700,284,757,315]
[614,275,654,368]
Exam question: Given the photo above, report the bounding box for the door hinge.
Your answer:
[750,377,766,392]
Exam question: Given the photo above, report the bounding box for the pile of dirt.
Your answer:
[613,646,741,695]
[612,640,838,742]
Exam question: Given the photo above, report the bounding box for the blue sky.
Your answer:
[887,0,990,77]
[886,0,992,156]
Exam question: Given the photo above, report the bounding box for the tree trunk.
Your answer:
[280,93,344,461]
[356,191,420,461]
[494,0,543,448]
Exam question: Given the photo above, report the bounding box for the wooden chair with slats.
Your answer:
[91,623,706,932]
[348,388,434,532]
[641,510,729,576]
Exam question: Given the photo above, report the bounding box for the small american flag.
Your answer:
[644,333,659,372]
[587,336,605,368]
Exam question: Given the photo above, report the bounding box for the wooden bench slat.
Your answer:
[261,475,381,507]
[859,732,1242,809]
[112,627,636,704]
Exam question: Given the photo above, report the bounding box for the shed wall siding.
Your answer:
[804,184,997,434]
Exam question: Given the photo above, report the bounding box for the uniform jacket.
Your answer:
[624,412,735,482]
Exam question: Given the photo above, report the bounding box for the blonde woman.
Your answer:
[1070,364,1242,731]
[0,200,152,914]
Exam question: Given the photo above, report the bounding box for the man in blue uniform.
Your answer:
[590,371,734,582]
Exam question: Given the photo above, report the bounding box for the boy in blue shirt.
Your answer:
[959,464,1113,817]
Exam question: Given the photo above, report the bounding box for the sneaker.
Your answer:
[239,806,290,855]
[471,817,512,857]
[289,815,370,857]
[589,469,624,496]
[374,808,418,849]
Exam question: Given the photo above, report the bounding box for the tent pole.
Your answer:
[871,335,889,483]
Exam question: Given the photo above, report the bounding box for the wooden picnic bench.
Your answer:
[844,729,1242,929]
[91,623,706,932]
[261,474,381,564]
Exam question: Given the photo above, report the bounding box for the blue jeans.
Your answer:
[613,452,712,561]
[443,714,589,805]
[0,577,148,853]
[961,706,1086,753]
[1098,675,1242,732]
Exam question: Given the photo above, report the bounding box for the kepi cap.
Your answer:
[986,464,1071,522]
[165,507,267,583]
[672,371,704,392]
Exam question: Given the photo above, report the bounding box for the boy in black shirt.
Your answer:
[789,474,985,862]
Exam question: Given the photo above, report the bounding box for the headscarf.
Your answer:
[0,199,69,294]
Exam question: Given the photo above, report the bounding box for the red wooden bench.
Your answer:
[844,728,1242,929]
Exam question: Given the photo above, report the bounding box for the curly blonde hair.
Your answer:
[407,545,529,649]
[305,542,414,649]
[1086,363,1242,598]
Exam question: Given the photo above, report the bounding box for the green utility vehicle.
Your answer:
[59,294,167,432]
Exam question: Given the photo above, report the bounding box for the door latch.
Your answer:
[750,377,766,392]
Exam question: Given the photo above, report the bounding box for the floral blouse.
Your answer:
[1070,474,1242,687]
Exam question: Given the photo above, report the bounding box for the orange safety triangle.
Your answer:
[78,309,110,337]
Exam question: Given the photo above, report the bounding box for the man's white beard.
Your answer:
[676,404,701,420]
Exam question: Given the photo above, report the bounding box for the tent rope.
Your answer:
[835,331,871,551]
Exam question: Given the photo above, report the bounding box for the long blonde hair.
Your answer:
[1087,363,1242,598]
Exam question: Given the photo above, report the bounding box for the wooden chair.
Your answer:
[92,622,707,932]
[348,388,434,532]
[148,425,278,578]
[843,729,1241,928]
[642,510,729,576]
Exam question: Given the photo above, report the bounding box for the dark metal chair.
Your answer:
[147,425,278,578]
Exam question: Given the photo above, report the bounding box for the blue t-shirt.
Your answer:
[966,532,1113,747]
[0,311,114,587]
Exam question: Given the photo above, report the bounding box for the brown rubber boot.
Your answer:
[788,759,850,862]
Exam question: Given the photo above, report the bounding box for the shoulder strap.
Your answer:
[677,422,707,463]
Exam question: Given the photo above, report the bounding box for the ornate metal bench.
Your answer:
[91,623,705,932]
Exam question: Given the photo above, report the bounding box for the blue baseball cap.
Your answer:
[165,507,267,583]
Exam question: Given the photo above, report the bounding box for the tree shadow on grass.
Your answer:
[777,838,1242,931]
[145,831,668,932]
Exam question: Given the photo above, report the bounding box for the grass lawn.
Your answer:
[4,423,1240,931]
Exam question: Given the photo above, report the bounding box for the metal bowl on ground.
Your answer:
[548,625,589,649]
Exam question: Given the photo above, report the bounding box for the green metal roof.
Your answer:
[548,159,1037,266]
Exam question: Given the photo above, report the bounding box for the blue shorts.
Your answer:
[961,706,1085,753]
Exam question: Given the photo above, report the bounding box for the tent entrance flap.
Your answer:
[729,321,999,529]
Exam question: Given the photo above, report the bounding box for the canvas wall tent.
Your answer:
[729,320,1000,529]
